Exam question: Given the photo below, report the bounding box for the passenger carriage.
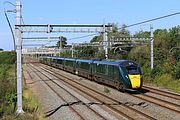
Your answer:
[63,58,76,74]
[75,59,94,80]
[39,56,143,91]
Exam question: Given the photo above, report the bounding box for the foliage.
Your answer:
[0,52,42,119]
[90,24,132,59]
[0,52,16,117]
[0,64,16,117]
[118,24,131,37]
[134,31,150,38]
[172,48,180,60]
[91,24,130,42]
[108,49,128,59]
[74,46,98,58]
[56,36,67,48]
[0,51,16,64]
[94,50,105,59]
[128,44,150,66]
[0,48,3,51]
[171,61,180,79]
[90,34,103,43]
[154,74,180,92]
[60,50,72,58]
[128,26,180,92]
[155,74,173,86]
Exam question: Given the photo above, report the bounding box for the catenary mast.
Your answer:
[16,0,24,114]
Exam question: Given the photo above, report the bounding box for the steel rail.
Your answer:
[39,63,157,120]
[143,86,180,100]
[28,64,107,120]
[127,93,180,114]
[27,64,85,120]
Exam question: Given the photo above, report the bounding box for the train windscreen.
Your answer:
[126,66,140,75]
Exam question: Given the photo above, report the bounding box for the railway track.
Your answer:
[27,64,108,120]
[126,85,180,114]
[127,92,180,114]
[28,64,134,120]
[27,64,86,120]
[32,63,157,120]
[143,86,180,100]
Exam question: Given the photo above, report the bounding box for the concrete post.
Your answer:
[16,0,24,114]
[150,25,154,70]
[60,37,62,57]
[72,43,74,58]
[103,22,108,59]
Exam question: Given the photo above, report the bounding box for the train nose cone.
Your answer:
[128,75,141,89]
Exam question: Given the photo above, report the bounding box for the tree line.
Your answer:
[57,25,180,91]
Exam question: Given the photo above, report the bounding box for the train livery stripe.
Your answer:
[128,74,141,89]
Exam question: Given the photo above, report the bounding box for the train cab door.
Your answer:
[91,63,96,81]
[75,61,79,75]
[89,62,93,80]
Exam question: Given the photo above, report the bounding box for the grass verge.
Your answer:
[144,74,180,93]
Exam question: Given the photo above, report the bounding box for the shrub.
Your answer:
[154,74,180,92]
[0,51,16,64]
[128,45,150,66]
[172,61,180,80]
[150,65,163,78]
[154,74,172,87]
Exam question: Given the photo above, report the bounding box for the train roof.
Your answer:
[42,56,64,60]
[64,58,76,61]
[76,59,94,63]
[93,60,139,66]
[42,57,139,66]
[56,57,65,60]
[93,60,119,66]
[117,60,138,66]
[43,56,58,59]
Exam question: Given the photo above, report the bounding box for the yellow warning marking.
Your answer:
[129,74,141,89]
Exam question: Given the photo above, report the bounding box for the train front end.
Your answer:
[126,65,142,89]
[120,60,143,90]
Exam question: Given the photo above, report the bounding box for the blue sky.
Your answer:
[0,0,180,50]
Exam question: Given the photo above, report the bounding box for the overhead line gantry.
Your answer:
[16,24,112,33]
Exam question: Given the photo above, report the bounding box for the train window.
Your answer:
[57,59,63,64]
[126,66,139,75]
[101,64,106,74]
[66,60,73,67]
[96,64,105,74]
[53,59,57,63]
[114,66,119,77]
[108,65,114,77]
[80,62,90,70]
[92,63,96,73]
[96,64,100,73]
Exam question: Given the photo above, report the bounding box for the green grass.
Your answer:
[144,74,180,93]
[22,87,45,120]
[0,72,45,120]
[154,74,180,93]
[0,65,39,119]
[0,51,45,119]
